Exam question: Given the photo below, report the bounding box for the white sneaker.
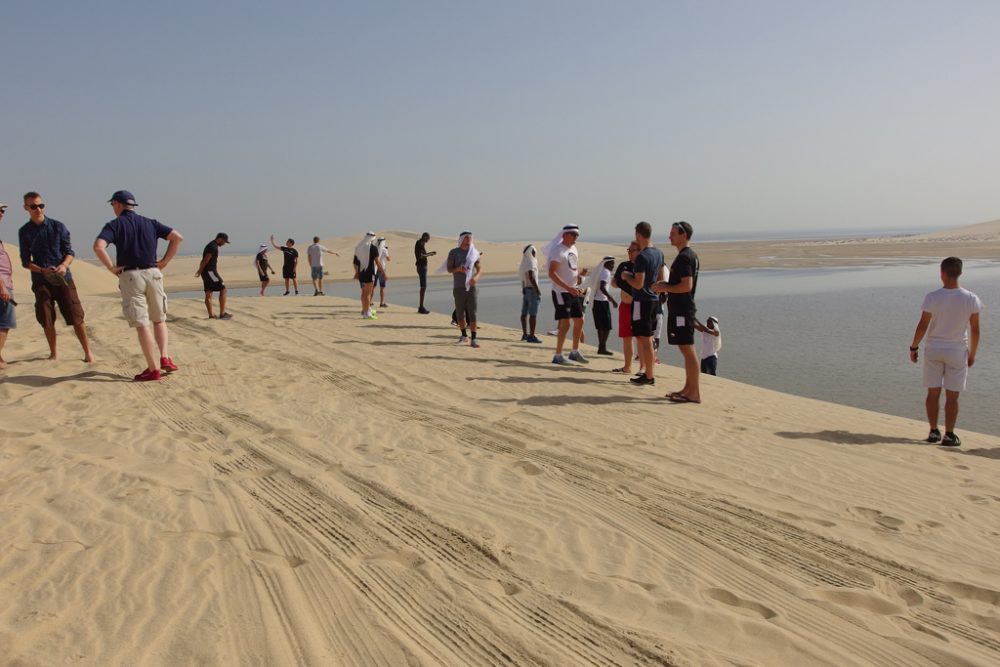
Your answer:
[456,336,469,345]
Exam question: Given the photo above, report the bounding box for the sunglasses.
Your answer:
[28,203,45,210]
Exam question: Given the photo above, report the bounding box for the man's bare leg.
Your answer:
[44,323,57,359]
[136,324,158,371]
[203,292,215,318]
[571,317,583,352]
[73,322,94,362]
[555,319,570,356]
[154,321,170,359]
[637,336,654,380]
[925,387,941,431]
[944,389,960,433]
[0,329,9,369]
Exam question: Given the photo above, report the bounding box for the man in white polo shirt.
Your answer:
[908,256,982,447]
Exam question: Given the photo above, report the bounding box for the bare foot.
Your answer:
[84,355,94,363]
[0,359,8,370]
[48,353,57,360]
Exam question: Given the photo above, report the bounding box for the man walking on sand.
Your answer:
[94,190,184,382]
[414,232,436,314]
[622,221,664,384]
[544,225,588,365]
[909,257,982,447]
[271,235,299,295]
[18,191,93,362]
[0,202,17,369]
[255,244,275,295]
[196,233,231,319]
[653,221,701,403]
[307,236,338,296]
[446,231,482,347]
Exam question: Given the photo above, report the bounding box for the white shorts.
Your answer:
[119,268,167,328]
[922,346,969,392]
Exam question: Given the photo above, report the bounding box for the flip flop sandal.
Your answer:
[611,367,630,373]
[667,394,701,404]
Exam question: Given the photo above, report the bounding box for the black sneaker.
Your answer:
[629,375,654,386]
[219,312,233,320]
[941,432,962,447]
[926,428,941,443]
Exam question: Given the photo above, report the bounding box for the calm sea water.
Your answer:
[175,260,999,437]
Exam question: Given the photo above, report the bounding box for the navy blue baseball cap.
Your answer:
[108,190,137,206]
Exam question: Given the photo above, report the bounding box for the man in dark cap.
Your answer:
[94,190,184,381]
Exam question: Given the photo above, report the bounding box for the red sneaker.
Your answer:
[133,368,162,382]
[160,357,178,372]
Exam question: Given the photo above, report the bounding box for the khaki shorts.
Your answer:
[119,268,167,327]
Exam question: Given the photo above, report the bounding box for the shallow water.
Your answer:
[174,260,1000,437]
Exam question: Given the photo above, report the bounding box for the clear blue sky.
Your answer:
[4,0,999,249]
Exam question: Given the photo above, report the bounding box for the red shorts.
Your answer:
[618,301,633,338]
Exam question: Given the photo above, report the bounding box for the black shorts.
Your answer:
[201,272,225,293]
[592,300,612,331]
[630,300,658,337]
[282,267,296,280]
[257,272,269,283]
[552,291,583,320]
[358,268,375,284]
[416,265,428,288]
[666,309,696,346]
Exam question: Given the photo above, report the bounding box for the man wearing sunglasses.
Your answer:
[18,192,93,363]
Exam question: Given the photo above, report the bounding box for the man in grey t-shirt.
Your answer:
[446,232,482,348]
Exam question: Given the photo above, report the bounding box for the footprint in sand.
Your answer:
[704,588,777,619]
[513,460,543,476]
[852,506,904,530]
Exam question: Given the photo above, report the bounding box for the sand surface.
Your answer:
[2,286,999,665]
[2,225,999,665]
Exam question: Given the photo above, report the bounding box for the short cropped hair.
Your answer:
[635,221,652,239]
[673,221,694,240]
[941,256,963,279]
[23,191,41,202]
[313,236,320,243]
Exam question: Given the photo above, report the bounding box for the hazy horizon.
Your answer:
[5,1,999,246]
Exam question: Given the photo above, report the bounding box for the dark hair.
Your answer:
[421,232,430,241]
[673,221,693,239]
[23,191,41,202]
[941,256,963,279]
[313,236,320,243]
[287,238,295,245]
[635,221,652,239]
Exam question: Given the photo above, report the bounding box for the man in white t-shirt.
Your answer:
[544,225,588,365]
[695,316,721,375]
[909,257,982,447]
[307,236,338,296]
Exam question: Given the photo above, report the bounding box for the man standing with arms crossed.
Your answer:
[908,257,982,446]
[307,236,338,296]
[18,191,94,362]
[545,224,588,365]
[94,190,183,381]
[622,221,664,384]
[654,221,700,403]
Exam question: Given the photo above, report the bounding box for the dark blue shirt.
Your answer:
[632,246,664,302]
[96,211,174,269]
[19,217,75,286]
[666,246,699,314]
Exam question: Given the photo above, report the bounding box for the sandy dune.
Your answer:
[1,292,998,665]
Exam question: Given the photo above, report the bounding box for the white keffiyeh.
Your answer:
[518,244,537,282]
[541,224,580,265]
[436,232,480,290]
[582,255,615,307]
[354,232,376,271]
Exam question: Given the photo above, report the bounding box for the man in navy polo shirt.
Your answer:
[93,190,184,382]
[18,191,93,363]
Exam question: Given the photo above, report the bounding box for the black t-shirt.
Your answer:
[613,261,634,298]
[666,247,699,314]
[632,247,664,302]
[357,245,379,277]
[255,251,269,273]
[202,241,220,272]
[279,246,298,270]
[414,239,428,267]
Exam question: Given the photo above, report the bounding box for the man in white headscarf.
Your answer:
[519,244,542,343]
[255,244,275,296]
[374,237,390,307]
[581,255,617,355]
[545,224,588,365]
[446,232,482,347]
[353,232,383,319]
